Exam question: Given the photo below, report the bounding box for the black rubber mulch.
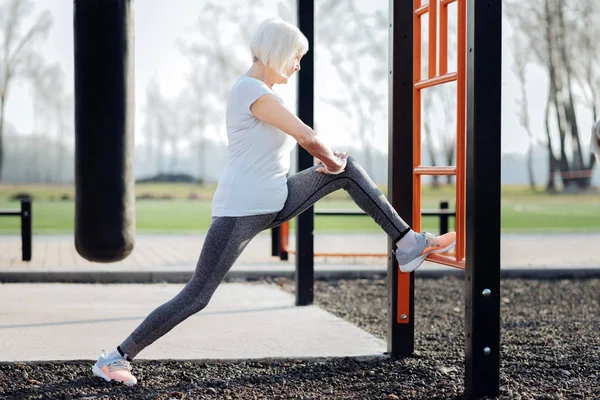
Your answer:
[0,277,598,399]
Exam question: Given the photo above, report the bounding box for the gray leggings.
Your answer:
[119,157,410,358]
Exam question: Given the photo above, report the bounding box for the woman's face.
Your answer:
[284,53,303,78]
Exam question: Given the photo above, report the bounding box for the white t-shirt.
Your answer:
[212,76,297,217]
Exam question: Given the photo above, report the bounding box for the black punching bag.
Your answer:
[74,0,135,262]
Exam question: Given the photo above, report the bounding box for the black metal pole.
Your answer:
[388,0,415,356]
[440,201,449,234]
[295,0,315,306]
[271,227,279,257]
[465,0,502,397]
[21,198,32,261]
[73,0,135,263]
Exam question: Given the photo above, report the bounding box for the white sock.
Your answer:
[396,230,418,250]
[106,348,125,360]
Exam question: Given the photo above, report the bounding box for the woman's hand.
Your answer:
[316,151,348,175]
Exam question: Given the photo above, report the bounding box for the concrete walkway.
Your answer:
[0,233,598,363]
[0,233,599,278]
[1,232,600,268]
[0,283,385,361]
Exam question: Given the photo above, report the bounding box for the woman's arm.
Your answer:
[250,93,344,173]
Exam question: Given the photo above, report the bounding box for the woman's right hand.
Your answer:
[316,152,348,175]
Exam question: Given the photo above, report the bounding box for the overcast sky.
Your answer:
[4,0,596,156]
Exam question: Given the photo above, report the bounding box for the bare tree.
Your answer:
[142,79,168,176]
[571,1,599,123]
[141,78,197,178]
[511,33,537,191]
[437,86,456,185]
[0,0,52,180]
[422,92,440,187]
[314,1,388,175]
[24,53,65,182]
[177,0,266,183]
[506,0,598,192]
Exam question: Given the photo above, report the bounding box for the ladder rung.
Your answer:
[441,0,457,6]
[426,254,465,270]
[415,72,457,90]
[414,166,457,176]
[415,4,428,16]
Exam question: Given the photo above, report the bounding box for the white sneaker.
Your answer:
[92,350,137,386]
[394,232,456,273]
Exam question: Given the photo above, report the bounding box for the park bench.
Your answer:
[0,198,32,261]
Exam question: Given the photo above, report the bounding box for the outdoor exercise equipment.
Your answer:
[295,0,501,397]
[271,202,454,260]
[73,0,500,397]
[73,0,135,262]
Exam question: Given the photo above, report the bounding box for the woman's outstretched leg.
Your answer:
[92,213,276,385]
[267,156,455,271]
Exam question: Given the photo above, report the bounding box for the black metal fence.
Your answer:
[0,198,32,261]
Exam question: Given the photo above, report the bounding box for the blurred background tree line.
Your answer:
[507,0,599,192]
[0,0,598,192]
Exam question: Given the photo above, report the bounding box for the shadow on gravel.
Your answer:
[0,358,477,400]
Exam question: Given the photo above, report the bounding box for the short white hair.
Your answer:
[250,18,309,75]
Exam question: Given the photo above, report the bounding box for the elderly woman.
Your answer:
[93,17,456,385]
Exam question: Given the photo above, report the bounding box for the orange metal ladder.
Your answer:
[397,0,467,324]
[412,0,466,269]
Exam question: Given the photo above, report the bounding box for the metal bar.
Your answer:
[440,1,449,75]
[440,201,449,234]
[413,3,423,235]
[271,227,280,257]
[465,0,502,396]
[414,166,457,175]
[280,222,289,261]
[427,253,465,269]
[414,72,457,90]
[0,211,20,216]
[456,0,467,261]
[428,0,438,79]
[314,209,456,216]
[441,0,457,5]
[389,0,415,356]
[295,0,315,306]
[21,198,32,262]
[313,252,387,258]
[315,209,367,216]
[415,4,428,17]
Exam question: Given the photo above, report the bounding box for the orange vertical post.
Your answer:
[396,0,422,326]
[428,0,438,79]
[439,1,448,75]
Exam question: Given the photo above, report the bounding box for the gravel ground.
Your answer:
[1,277,599,400]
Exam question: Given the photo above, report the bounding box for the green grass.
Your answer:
[1,183,599,234]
